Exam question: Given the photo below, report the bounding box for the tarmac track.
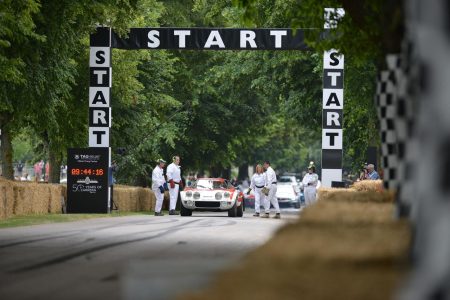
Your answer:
[0,210,297,300]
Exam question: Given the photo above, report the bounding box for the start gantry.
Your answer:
[108,28,316,50]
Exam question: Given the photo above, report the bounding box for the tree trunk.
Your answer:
[221,167,231,180]
[237,163,249,181]
[48,147,62,183]
[210,166,221,178]
[0,125,14,180]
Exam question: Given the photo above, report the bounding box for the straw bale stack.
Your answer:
[113,185,154,212]
[1,179,66,217]
[351,179,384,192]
[318,187,395,203]
[48,184,64,213]
[137,188,154,211]
[300,201,395,225]
[0,177,153,218]
[0,177,15,219]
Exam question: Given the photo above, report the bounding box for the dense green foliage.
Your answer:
[2,0,380,184]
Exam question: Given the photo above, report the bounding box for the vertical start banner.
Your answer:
[321,8,345,187]
[67,148,110,213]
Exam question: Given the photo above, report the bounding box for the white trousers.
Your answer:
[304,187,317,206]
[153,188,164,213]
[169,184,179,210]
[254,188,265,213]
[264,185,280,213]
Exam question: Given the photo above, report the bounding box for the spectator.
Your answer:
[367,164,380,180]
[45,161,50,182]
[302,162,319,206]
[16,161,24,177]
[34,161,43,182]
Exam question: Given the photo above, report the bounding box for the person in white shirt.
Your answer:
[248,164,266,217]
[262,161,281,219]
[166,156,183,215]
[152,158,167,216]
[302,162,319,206]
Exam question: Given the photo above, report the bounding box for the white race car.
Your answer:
[180,178,245,217]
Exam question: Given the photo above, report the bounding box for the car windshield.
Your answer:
[279,177,294,183]
[193,179,229,189]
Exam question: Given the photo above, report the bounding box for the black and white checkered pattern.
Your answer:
[394,41,420,218]
[375,57,401,191]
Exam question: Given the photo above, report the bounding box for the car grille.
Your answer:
[195,201,220,208]
[277,198,293,201]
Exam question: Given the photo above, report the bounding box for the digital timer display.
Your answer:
[71,168,105,176]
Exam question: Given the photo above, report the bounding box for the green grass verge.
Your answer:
[0,211,156,228]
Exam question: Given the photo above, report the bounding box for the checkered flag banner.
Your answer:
[397,0,450,299]
[375,55,401,191]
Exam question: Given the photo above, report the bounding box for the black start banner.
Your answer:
[91,28,321,50]
[67,148,110,213]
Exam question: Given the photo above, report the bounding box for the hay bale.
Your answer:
[150,190,156,211]
[137,188,153,211]
[258,220,411,264]
[0,178,15,219]
[48,184,63,213]
[318,188,394,203]
[30,183,51,214]
[114,186,154,212]
[60,184,67,210]
[300,201,395,225]
[351,179,384,192]
[129,188,140,211]
[13,183,29,216]
[113,186,128,211]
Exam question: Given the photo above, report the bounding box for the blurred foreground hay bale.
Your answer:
[318,187,395,203]
[113,185,155,212]
[351,179,384,192]
[182,187,411,300]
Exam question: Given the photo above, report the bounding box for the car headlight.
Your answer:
[185,191,192,198]
[193,192,201,199]
[223,192,230,198]
[215,192,222,200]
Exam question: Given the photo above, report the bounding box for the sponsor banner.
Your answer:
[67,148,110,213]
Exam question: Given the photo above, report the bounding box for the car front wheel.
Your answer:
[236,202,243,217]
[180,204,192,216]
[228,202,237,217]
